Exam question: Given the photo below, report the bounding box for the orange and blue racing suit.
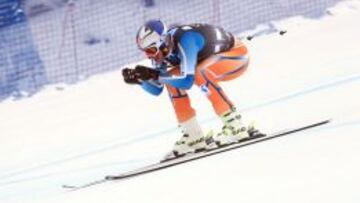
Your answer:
[141,24,249,123]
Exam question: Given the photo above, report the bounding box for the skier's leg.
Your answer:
[165,68,196,123]
[195,40,249,115]
[206,40,249,82]
[194,40,250,146]
[163,68,207,160]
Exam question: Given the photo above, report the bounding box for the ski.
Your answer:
[63,119,330,191]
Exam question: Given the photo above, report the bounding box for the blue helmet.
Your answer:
[136,20,171,56]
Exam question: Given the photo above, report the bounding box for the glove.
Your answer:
[134,65,160,81]
[122,66,160,85]
[122,68,141,84]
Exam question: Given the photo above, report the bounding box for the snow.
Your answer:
[1,0,360,202]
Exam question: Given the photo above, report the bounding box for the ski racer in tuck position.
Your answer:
[122,20,252,160]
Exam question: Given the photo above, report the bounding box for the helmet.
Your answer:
[136,20,172,57]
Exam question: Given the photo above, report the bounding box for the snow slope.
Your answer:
[0,0,360,202]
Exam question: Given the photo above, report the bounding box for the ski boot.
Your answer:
[210,107,250,147]
[162,117,207,162]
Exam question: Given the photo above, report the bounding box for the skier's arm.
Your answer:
[141,79,164,96]
[158,31,205,89]
[122,65,164,96]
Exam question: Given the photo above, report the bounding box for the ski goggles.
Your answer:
[144,46,159,56]
[140,35,172,57]
[143,45,170,58]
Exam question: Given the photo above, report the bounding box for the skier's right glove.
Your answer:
[134,65,160,81]
[122,68,141,85]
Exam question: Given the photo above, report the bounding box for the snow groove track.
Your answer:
[63,119,331,191]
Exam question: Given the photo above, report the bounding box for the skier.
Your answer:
[122,20,251,160]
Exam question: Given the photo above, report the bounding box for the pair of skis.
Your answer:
[63,119,330,191]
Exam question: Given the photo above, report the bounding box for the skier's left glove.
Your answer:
[122,68,142,85]
[134,65,160,81]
